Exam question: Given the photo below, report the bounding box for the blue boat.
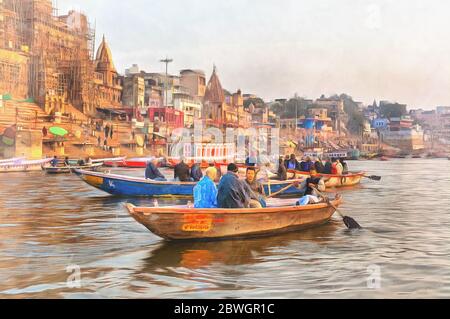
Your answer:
[74,169,306,198]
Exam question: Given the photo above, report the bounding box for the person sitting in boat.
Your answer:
[217,163,250,209]
[243,167,267,208]
[274,157,287,181]
[331,158,344,175]
[297,168,326,197]
[286,154,300,170]
[145,159,167,181]
[78,159,85,166]
[193,167,218,208]
[174,158,192,182]
[64,157,70,166]
[283,154,290,169]
[300,156,313,172]
[323,157,332,174]
[190,163,203,182]
[50,156,59,167]
[340,158,349,174]
[314,157,325,174]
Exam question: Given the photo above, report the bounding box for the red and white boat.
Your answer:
[168,143,235,168]
[104,157,156,168]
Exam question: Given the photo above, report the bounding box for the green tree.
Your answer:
[380,103,407,119]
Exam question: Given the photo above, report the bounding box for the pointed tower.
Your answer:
[95,35,118,86]
[204,65,225,104]
[93,36,122,108]
[203,66,225,122]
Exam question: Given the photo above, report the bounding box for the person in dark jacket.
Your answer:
[323,158,332,174]
[300,156,313,172]
[145,160,166,181]
[284,155,290,169]
[217,163,250,209]
[174,158,192,182]
[190,163,203,182]
[286,154,300,170]
[314,157,325,174]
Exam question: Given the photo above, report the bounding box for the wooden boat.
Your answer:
[42,162,103,174]
[0,157,25,164]
[125,195,343,240]
[287,170,365,188]
[103,157,156,168]
[0,158,52,173]
[74,169,306,198]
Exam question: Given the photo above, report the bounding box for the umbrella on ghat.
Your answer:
[49,126,68,137]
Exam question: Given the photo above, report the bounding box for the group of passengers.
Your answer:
[282,154,349,176]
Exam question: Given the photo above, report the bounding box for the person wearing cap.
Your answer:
[217,163,250,209]
[193,167,218,208]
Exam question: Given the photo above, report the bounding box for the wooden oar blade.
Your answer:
[343,216,362,229]
[369,175,382,181]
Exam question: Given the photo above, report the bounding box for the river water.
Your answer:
[0,159,449,298]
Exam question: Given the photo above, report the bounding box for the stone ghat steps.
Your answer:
[0,101,48,131]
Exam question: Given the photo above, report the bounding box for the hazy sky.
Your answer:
[57,0,450,109]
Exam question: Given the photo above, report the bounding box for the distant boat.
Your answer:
[104,157,156,168]
[125,195,343,241]
[0,158,52,173]
[42,162,103,174]
[0,157,25,164]
[287,170,365,188]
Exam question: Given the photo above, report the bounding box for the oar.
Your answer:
[266,181,301,198]
[363,174,382,181]
[311,186,362,229]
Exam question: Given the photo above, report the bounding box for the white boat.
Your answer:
[0,158,52,173]
[91,156,126,164]
[0,157,25,164]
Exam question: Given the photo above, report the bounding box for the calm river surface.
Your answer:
[1,159,450,298]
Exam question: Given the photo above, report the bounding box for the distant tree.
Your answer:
[270,97,310,119]
[380,103,407,119]
[244,98,265,109]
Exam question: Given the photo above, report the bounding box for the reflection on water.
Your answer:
[0,159,450,298]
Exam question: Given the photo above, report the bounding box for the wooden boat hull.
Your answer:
[288,170,364,188]
[0,159,52,173]
[126,197,342,240]
[43,163,103,174]
[74,169,306,198]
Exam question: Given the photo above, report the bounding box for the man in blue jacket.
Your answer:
[193,167,218,208]
[217,163,250,208]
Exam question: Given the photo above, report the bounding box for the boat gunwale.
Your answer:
[43,162,103,171]
[127,198,342,215]
[287,169,366,178]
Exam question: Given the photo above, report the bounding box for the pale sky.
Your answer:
[57,0,450,109]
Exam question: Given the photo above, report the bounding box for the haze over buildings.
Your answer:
[57,0,450,110]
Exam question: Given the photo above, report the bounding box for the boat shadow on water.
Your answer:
[139,221,341,271]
